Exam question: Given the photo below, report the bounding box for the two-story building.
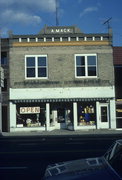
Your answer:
[0,67,3,133]
[1,38,9,132]
[7,25,116,132]
[0,38,7,133]
[113,47,122,128]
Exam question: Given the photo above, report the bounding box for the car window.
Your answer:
[104,143,115,161]
[104,142,121,162]
[109,151,122,177]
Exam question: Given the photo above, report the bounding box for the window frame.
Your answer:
[25,55,48,79]
[75,54,97,78]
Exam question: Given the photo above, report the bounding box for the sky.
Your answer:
[0,0,122,46]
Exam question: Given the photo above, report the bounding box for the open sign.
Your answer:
[20,107,40,114]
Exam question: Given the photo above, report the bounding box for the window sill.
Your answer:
[25,77,48,80]
[75,76,98,79]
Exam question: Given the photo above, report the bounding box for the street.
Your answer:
[0,133,122,179]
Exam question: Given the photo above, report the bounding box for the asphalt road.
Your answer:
[0,133,122,179]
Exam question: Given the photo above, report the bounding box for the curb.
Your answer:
[1,129,122,137]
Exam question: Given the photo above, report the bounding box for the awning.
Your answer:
[11,97,113,104]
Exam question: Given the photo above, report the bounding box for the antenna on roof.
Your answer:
[55,0,59,26]
[103,17,112,32]
[103,17,113,45]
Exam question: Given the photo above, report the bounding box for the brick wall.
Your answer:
[9,45,114,88]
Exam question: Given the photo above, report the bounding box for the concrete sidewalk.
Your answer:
[1,129,122,137]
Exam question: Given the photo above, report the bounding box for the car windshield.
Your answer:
[104,141,122,177]
[104,142,119,161]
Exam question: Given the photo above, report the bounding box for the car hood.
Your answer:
[43,157,119,180]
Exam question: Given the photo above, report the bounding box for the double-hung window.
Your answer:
[25,55,48,79]
[75,54,97,78]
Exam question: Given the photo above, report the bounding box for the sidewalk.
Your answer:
[1,129,122,137]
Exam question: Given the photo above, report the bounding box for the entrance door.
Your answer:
[99,104,109,129]
[57,108,66,129]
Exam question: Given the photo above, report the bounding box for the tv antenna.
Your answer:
[55,0,59,26]
[103,17,112,31]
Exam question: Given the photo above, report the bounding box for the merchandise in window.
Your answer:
[78,102,96,126]
[25,55,48,78]
[75,54,97,77]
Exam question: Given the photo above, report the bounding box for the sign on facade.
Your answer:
[39,26,82,35]
[50,28,73,34]
[44,27,75,34]
[20,107,40,114]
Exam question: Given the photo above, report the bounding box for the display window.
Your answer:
[16,103,46,127]
[77,102,96,126]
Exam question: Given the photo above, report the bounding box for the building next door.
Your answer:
[99,104,109,129]
[2,106,8,132]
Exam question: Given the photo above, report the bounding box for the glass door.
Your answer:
[99,104,109,129]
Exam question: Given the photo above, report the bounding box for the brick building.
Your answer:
[1,39,9,132]
[0,67,4,132]
[1,26,116,132]
[113,47,122,128]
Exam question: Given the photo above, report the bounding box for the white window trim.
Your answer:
[25,55,48,79]
[75,54,98,78]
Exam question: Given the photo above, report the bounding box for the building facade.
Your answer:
[0,38,8,133]
[1,39,9,132]
[113,47,122,128]
[6,25,116,132]
[0,67,3,133]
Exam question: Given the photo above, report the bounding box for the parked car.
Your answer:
[43,139,122,179]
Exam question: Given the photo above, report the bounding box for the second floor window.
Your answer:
[75,54,97,78]
[1,52,8,65]
[25,55,48,79]
[2,78,7,92]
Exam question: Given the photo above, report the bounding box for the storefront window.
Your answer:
[16,103,46,127]
[77,102,96,126]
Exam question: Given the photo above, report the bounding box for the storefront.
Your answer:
[9,87,116,132]
[9,86,116,132]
